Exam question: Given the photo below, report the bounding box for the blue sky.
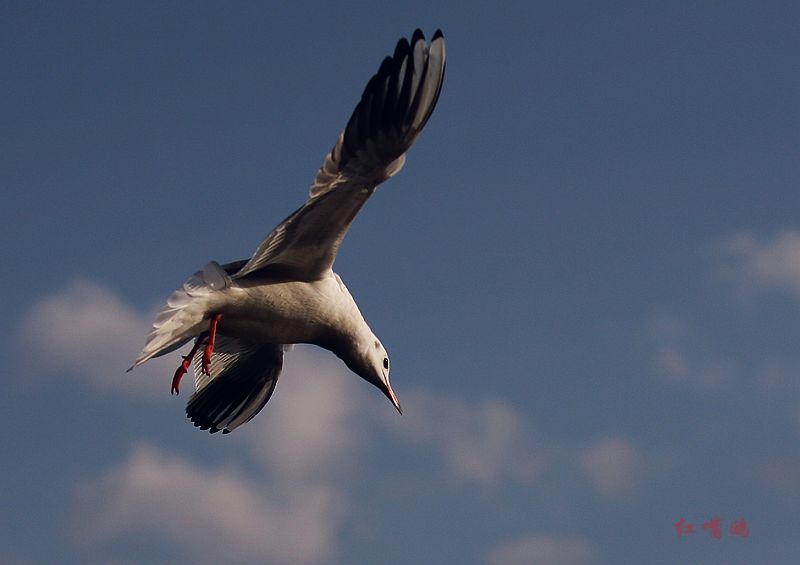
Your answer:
[3,1,799,564]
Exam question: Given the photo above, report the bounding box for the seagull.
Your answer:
[129,29,446,434]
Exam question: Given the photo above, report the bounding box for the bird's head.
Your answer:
[349,337,401,415]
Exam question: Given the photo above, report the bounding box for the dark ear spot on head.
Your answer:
[374,340,380,349]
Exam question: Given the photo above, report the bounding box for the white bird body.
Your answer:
[220,276,359,345]
[138,268,366,355]
[130,29,446,433]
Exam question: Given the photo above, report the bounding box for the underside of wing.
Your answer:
[186,335,284,434]
[233,29,446,281]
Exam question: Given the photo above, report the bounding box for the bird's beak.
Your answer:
[382,378,402,415]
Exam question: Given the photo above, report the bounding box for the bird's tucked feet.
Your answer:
[201,313,222,376]
[171,333,208,395]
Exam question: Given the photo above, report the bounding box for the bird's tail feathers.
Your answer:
[128,261,231,371]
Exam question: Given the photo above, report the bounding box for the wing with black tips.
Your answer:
[234,29,446,281]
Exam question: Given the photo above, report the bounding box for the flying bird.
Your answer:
[129,29,446,433]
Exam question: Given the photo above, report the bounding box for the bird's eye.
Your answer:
[383,357,389,370]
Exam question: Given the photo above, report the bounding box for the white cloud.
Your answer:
[578,437,643,498]
[236,346,372,481]
[648,313,733,389]
[67,444,347,565]
[17,278,553,488]
[20,283,361,562]
[58,343,377,564]
[33,279,610,563]
[487,534,593,565]
[717,229,800,298]
[57,339,375,564]
[654,345,691,381]
[653,345,731,388]
[384,390,549,486]
[15,278,174,397]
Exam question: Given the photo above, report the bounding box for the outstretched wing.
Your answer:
[186,335,284,434]
[234,29,446,281]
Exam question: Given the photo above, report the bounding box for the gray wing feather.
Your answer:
[233,29,445,281]
[186,336,283,434]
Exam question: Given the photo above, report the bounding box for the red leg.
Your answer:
[201,313,222,376]
[171,332,208,395]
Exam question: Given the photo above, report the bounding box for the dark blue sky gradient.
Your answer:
[2,2,799,564]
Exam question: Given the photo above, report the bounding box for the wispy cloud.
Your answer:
[716,229,800,299]
[14,282,359,563]
[34,279,637,563]
[383,390,550,486]
[65,346,367,565]
[487,533,594,565]
[648,313,734,389]
[66,444,346,565]
[15,278,173,397]
[235,346,373,481]
[578,437,643,498]
[649,229,800,393]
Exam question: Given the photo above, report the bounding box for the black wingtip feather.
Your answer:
[336,29,446,174]
[393,36,410,62]
[185,342,283,434]
[383,58,401,133]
